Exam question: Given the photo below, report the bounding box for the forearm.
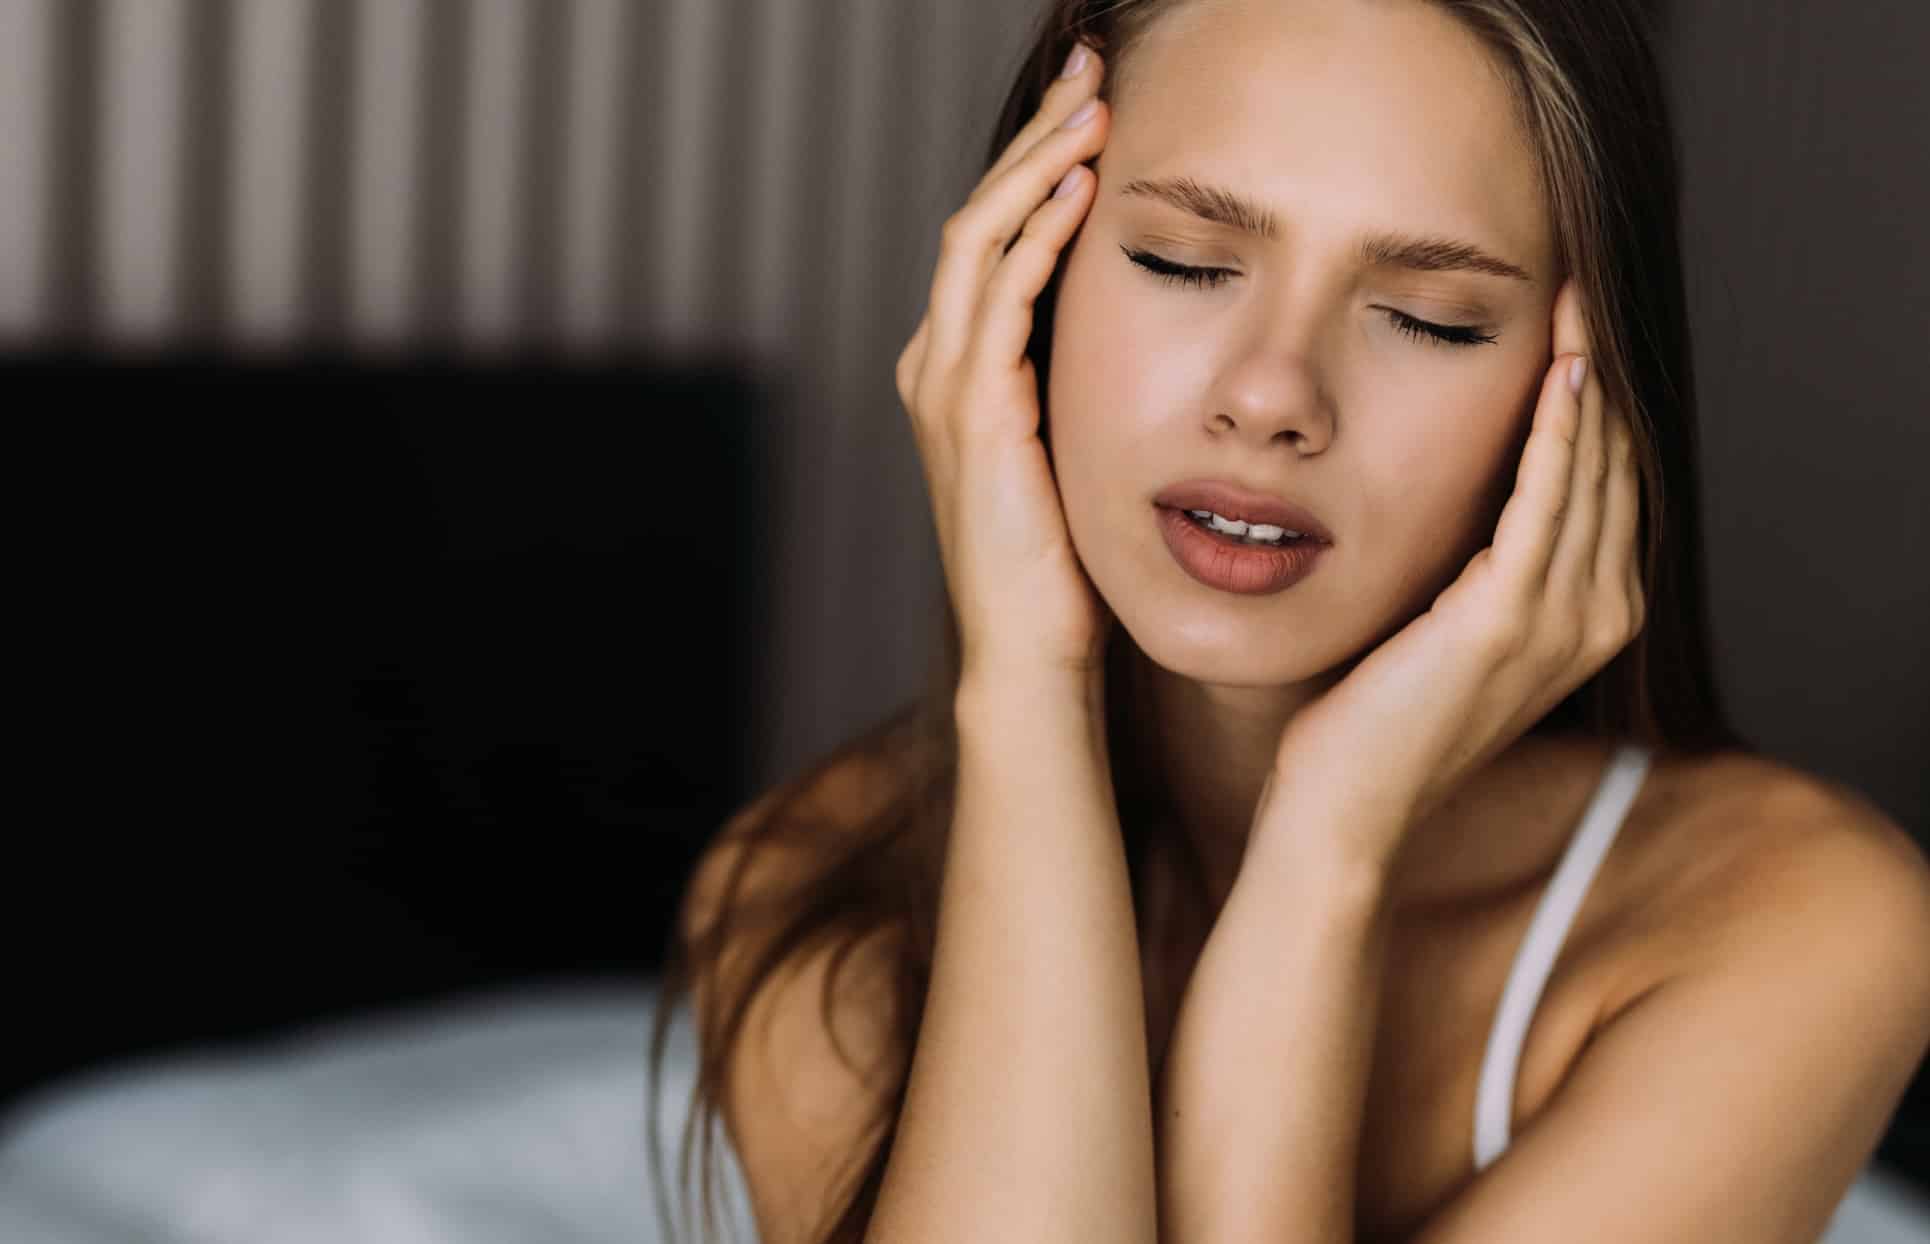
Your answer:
[865,673,1158,1244]
[1157,834,1395,1244]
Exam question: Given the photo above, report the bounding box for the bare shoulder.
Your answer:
[1480,751,1930,1242]
[1670,751,1929,928]
[1613,748,1930,1025]
[1393,751,1930,1241]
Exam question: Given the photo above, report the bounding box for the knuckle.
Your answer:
[989,235,1040,294]
[1584,612,1622,658]
[939,209,975,252]
[895,341,919,397]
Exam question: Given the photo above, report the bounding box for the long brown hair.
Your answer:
[647,2,1749,1241]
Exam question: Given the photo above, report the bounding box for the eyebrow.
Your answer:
[1117,174,1535,283]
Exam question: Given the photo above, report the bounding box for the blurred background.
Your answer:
[0,0,1924,1238]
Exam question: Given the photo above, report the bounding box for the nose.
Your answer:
[1201,322,1336,455]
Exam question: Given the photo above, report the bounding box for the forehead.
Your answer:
[1110,0,1549,275]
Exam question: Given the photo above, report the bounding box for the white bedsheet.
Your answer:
[0,982,755,1244]
[0,980,1922,1243]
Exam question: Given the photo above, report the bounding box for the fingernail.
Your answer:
[1053,166,1082,199]
[1062,99,1098,129]
[1060,44,1090,79]
[1568,355,1588,395]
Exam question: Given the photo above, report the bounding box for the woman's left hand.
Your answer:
[1255,278,1646,873]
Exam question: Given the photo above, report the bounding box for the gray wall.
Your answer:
[1664,0,1929,830]
[0,0,1921,834]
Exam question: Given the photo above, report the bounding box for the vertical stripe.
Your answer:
[651,0,729,349]
[901,0,983,685]
[0,0,54,342]
[749,6,842,785]
[98,0,189,346]
[44,0,99,343]
[413,0,470,349]
[515,0,568,350]
[558,0,625,352]
[302,0,357,348]
[730,0,812,782]
[816,0,894,723]
[861,1,952,728]
[174,0,235,347]
[349,0,427,350]
[458,0,532,351]
[738,0,811,359]
[699,0,756,349]
[230,0,315,349]
[608,0,666,346]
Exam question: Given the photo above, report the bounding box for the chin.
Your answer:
[1103,603,1351,690]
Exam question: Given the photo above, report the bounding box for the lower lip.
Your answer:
[1156,505,1328,595]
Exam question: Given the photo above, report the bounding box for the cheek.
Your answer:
[1044,251,1178,562]
[1049,239,1199,432]
[1046,237,1151,460]
[1047,231,1121,420]
[1368,394,1530,571]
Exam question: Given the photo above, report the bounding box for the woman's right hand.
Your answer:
[896,43,1114,689]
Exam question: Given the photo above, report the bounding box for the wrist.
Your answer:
[1239,814,1400,915]
[954,663,1106,730]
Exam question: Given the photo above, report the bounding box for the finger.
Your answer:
[1627,536,1645,638]
[966,163,1097,375]
[926,94,1109,368]
[982,43,1104,187]
[1490,281,1586,603]
[897,316,929,407]
[1548,302,1606,603]
[1595,410,1643,632]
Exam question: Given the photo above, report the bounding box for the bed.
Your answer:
[1,979,1923,1244]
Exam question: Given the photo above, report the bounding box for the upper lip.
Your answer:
[1155,478,1334,544]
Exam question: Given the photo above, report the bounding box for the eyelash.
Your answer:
[1118,245,1500,348]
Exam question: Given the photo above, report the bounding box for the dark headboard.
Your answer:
[5,351,773,1112]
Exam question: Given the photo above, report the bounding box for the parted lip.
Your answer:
[1154,478,1334,544]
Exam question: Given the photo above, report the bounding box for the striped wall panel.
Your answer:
[0,0,1043,788]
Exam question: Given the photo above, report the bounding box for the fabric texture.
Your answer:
[1474,742,1654,1171]
[0,970,1921,1241]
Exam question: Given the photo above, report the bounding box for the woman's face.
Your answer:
[1048,0,1561,686]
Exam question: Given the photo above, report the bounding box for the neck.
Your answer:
[1117,644,1610,919]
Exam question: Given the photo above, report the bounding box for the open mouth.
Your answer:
[1176,508,1316,549]
[1155,504,1328,596]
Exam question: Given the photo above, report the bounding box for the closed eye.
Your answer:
[1382,307,1499,348]
[1121,245,1235,292]
[1119,245,1500,348]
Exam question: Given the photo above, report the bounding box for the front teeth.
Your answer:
[1185,509,1303,543]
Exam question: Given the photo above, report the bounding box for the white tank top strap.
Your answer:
[1472,741,1654,1173]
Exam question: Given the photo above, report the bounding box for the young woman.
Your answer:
[650,2,1930,1242]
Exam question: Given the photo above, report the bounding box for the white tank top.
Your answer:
[696,741,1657,1220]
[1473,742,1653,1173]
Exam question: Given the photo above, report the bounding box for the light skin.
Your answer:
[888,1,1930,1240]
[1046,0,1573,914]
